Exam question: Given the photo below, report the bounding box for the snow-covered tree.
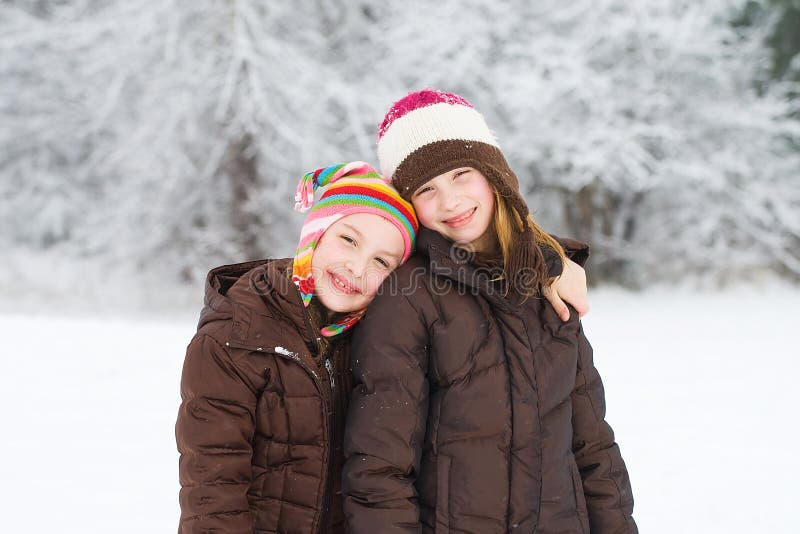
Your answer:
[1,1,389,289]
[1,0,797,304]
[480,0,800,284]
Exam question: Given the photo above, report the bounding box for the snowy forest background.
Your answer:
[2,3,800,533]
[1,0,799,307]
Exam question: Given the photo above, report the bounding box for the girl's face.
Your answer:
[411,167,496,251]
[311,213,404,313]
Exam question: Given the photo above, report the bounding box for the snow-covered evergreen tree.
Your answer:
[1,0,797,305]
[1,1,387,289]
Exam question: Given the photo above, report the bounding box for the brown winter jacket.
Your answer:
[176,259,353,534]
[343,228,637,533]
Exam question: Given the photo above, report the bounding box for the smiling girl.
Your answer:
[343,91,638,533]
[176,163,418,533]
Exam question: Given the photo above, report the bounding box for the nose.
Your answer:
[438,183,459,212]
[344,256,367,278]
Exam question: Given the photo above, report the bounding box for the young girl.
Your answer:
[343,91,638,533]
[176,163,419,533]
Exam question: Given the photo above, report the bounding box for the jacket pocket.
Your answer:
[436,455,451,533]
[570,459,590,534]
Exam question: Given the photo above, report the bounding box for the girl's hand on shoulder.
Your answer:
[544,258,589,321]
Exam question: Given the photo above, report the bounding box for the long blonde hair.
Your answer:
[493,190,565,298]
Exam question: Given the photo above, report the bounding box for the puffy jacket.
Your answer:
[343,228,637,533]
[176,259,352,533]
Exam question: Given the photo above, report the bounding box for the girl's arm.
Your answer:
[571,323,638,533]
[546,236,591,321]
[176,334,257,534]
[342,291,430,533]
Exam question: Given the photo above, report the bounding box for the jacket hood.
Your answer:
[415,228,515,311]
[415,227,588,311]
[198,258,317,351]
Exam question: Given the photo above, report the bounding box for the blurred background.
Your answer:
[1,0,798,312]
[1,1,798,533]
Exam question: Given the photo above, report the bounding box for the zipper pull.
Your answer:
[324,358,335,390]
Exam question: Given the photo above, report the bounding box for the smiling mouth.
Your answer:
[328,271,361,295]
[443,207,477,227]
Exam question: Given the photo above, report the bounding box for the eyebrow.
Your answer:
[372,242,402,262]
[341,223,364,239]
[381,251,403,264]
[342,222,402,262]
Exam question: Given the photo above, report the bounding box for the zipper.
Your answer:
[319,356,336,531]
[226,340,322,381]
[325,358,335,390]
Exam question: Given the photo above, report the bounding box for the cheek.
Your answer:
[470,180,495,206]
[311,238,342,269]
[310,248,326,271]
[310,253,322,275]
[412,198,438,227]
[483,187,495,213]
[311,250,337,279]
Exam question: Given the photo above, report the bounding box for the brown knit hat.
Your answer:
[377,89,541,290]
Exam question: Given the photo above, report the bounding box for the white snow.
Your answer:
[1,284,798,533]
[582,285,799,533]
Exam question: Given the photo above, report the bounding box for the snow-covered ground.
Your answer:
[1,284,797,533]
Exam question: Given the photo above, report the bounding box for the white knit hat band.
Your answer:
[377,102,500,178]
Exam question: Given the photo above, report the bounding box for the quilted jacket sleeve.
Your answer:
[176,334,257,534]
[342,290,431,534]
[545,234,591,277]
[571,323,638,533]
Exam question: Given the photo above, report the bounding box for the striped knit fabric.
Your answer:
[292,161,418,337]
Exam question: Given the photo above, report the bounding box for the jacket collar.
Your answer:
[202,259,320,355]
[416,228,516,312]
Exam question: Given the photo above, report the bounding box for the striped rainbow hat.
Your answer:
[292,161,418,337]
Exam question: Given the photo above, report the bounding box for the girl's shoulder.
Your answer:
[361,255,440,329]
[378,255,435,304]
